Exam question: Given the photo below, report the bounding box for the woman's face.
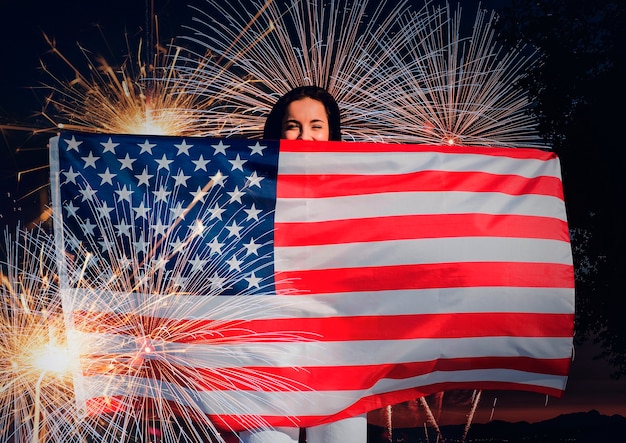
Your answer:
[281,97,330,141]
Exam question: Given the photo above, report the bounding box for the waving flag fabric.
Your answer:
[49,131,574,430]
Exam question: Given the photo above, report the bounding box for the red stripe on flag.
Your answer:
[218,312,574,341]
[274,214,570,246]
[81,356,572,392]
[277,171,564,199]
[276,262,575,294]
[279,139,558,161]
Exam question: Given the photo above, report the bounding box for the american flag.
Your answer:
[49,131,574,431]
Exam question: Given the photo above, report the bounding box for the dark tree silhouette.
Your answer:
[496,0,626,377]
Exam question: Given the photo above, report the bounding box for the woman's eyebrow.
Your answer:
[284,118,326,124]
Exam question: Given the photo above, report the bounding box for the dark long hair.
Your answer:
[263,86,342,141]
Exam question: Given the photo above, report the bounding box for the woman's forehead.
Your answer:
[284,97,328,120]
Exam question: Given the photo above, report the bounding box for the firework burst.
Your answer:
[0,227,79,443]
[39,32,204,136]
[174,0,420,140]
[381,3,546,147]
[0,210,313,442]
[0,147,316,442]
[171,0,545,146]
[48,131,319,441]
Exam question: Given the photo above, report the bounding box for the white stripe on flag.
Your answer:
[275,237,573,271]
[275,192,567,222]
[66,287,574,319]
[279,151,562,179]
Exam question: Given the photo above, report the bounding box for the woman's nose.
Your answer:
[299,128,313,140]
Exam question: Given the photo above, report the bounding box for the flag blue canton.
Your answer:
[57,132,279,296]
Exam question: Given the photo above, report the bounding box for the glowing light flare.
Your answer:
[1,298,74,384]
[29,337,73,377]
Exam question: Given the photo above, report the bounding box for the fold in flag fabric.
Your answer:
[49,131,574,431]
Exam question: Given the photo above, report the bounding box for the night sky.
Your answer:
[1,0,625,429]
